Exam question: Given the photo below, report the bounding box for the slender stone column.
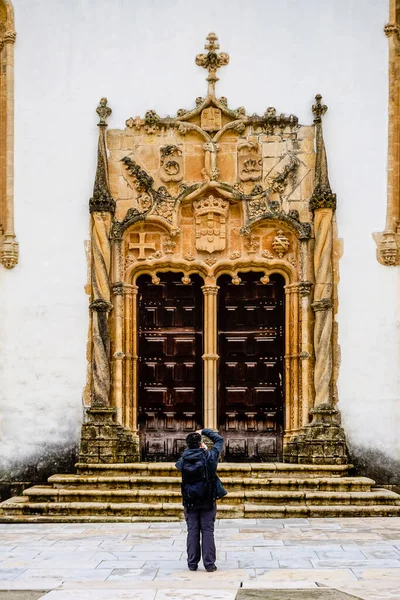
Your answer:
[283,284,292,439]
[111,281,124,422]
[299,279,313,427]
[284,283,300,436]
[1,30,18,269]
[130,284,139,433]
[202,285,219,430]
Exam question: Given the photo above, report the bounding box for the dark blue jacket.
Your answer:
[175,428,227,502]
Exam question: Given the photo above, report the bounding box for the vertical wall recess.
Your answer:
[0,0,17,269]
[374,0,400,265]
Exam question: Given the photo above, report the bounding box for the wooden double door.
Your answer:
[137,271,285,461]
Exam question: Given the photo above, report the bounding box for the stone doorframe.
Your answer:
[80,33,347,466]
[120,258,305,445]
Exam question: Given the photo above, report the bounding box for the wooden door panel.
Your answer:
[218,272,285,461]
[138,273,203,461]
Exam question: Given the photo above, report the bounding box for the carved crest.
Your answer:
[128,232,160,261]
[201,108,222,132]
[272,229,290,258]
[193,194,229,253]
[238,142,262,181]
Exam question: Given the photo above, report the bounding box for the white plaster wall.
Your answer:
[0,0,398,468]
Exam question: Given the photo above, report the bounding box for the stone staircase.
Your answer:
[1,462,400,522]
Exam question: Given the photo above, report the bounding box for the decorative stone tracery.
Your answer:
[81,32,346,465]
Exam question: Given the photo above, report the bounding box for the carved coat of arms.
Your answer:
[193,195,229,253]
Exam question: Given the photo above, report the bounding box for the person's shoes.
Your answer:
[188,566,198,571]
[206,565,217,572]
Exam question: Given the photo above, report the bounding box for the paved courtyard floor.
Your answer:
[0,518,400,599]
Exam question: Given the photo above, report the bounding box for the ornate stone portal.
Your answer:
[80,33,347,465]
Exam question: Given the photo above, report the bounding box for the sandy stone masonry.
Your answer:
[82,32,346,465]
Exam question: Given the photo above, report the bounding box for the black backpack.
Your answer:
[181,453,214,508]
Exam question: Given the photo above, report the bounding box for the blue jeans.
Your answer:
[184,504,217,569]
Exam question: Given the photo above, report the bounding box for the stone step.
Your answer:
[48,474,375,492]
[76,462,351,478]
[22,485,400,506]
[2,496,400,519]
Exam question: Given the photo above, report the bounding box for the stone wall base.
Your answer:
[79,407,140,463]
[284,404,348,465]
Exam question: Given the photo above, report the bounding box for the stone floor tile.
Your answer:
[154,590,236,600]
[270,548,319,559]
[358,549,400,559]
[125,533,178,540]
[242,581,319,588]
[283,540,336,547]
[0,541,56,548]
[0,549,40,560]
[40,591,157,600]
[312,559,400,569]
[226,551,272,561]
[99,561,167,569]
[251,540,286,547]
[107,569,159,581]
[335,581,400,600]
[351,568,400,580]
[16,569,113,582]
[217,519,258,527]
[0,570,25,580]
[130,543,175,551]
[153,568,256,581]
[237,559,279,569]
[0,580,61,591]
[325,533,383,540]
[97,543,135,551]
[255,568,358,582]
[110,551,183,560]
[148,524,185,529]
[277,559,314,569]
[222,533,266,541]
[316,549,367,560]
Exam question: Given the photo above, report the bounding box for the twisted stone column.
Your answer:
[312,207,333,408]
[80,99,139,464]
[89,101,115,407]
[284,95,347,465]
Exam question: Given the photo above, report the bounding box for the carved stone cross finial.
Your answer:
[96,97,112,126]
[312,94,327,123]
[195,32,229,97]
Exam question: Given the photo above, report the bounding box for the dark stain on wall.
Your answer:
[348,444,400,494]
[0,442,78,501]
